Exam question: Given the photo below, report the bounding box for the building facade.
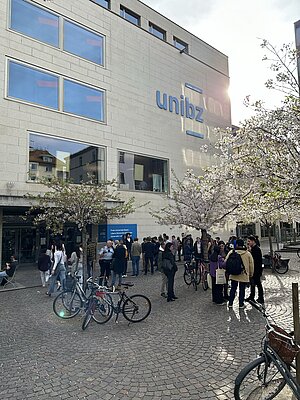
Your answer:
[0,0,231,263]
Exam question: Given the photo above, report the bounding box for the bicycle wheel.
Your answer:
[234,355,286,400]
[202,271,209,291]
[274,260,288,274]
[122,294,151,323]
[82,298,96,331]
[184,271,192,286]
[53,291,82,319]
[195,269,201,285]
[92,293,113,324]
[192,273,198,291]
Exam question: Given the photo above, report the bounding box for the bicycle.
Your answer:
[53,275,111,324]
[264,252,289,274]
[83,282,151,328]
[234,300,300,399]
[199,259,209,291]
[82,281,112,330]
[183,259,200,291]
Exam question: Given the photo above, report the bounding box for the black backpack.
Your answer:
[226,250,245,275]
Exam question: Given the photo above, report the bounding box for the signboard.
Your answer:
[98,224,137,242]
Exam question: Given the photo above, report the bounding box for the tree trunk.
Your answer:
[267,225,273,255]
[201,229,209,263]
[82,227,88,289]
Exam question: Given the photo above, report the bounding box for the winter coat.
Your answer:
[249,245,263,276]
[225,248,254,283]
[112,245,126,274]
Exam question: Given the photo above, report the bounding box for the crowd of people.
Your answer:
[38,231,264,308]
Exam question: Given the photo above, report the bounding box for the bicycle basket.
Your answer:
[267,324,300,364]
[65,275,76,291]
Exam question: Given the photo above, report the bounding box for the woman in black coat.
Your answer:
[162,242,178,302]
[111,241,126,288]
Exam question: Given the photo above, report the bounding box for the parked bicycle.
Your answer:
[263,252,289,274]
[234,300,300,399]
[82,282,151,330]
[183,259,200,291]
[53,275,110,324]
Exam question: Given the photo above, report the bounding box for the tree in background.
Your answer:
[27,177,136,284]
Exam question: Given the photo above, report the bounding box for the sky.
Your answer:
[142,0,299,125]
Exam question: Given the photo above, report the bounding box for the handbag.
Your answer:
[216,267,226,285]
[207,273,212,289]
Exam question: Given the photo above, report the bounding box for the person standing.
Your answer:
[37,248,51,287]
[47,242,66,296]
[209,245,226,305]
[98,240,114,286]
[246,235,264,304]
[143,237,155,275]
[131,238,142,276]
[162,242,178,302]
[193,237,203,269]
[226,239,254,309]
[111,240,126,290]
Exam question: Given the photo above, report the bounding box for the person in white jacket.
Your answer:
[46,242,66,296]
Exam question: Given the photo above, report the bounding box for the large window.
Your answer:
[90,0,110,8]
[7,60,105,122]
[8,61,59,109]
[29,132,105,183]
[63,21,104,65]
[173,36,189,53]
[120,6,140,26]
[118,152,168,193]
[149,22,166,41]
[10,0,104,66]
[64,79,104,121]
[10,0,59,46]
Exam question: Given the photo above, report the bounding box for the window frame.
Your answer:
[149,22,166,41]
[28,131,107,184]
[173,36,189,53]
[117,150,169,194]
[6,58,106,123]
[120,5,140,26]
[90,0,110,9]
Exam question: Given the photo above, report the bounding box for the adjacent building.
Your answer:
[0,0,231,263]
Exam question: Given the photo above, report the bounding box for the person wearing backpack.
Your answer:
[225,238,254,309]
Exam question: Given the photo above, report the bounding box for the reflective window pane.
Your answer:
[63,79,104,121]
[10,0,59,47]
[90,0,110,9]
[120,6,140,26]
[8,61,59,109]
[118,152,168,193]
[63,20,104,65]
[149,23,166,41]
[29,132,105,183]
[173,36,188,53]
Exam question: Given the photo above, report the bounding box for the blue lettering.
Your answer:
[169,96,179,114]
[185,97,195,119]
[156,90,167,110]
[195,106,204,123]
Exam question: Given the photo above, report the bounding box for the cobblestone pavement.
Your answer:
[0,254,300,399]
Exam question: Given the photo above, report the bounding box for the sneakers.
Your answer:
[217,302,227,306]
[228,304,233,308]
[245,297,254,302]
[122,274,127,278]
[239,304,245,309]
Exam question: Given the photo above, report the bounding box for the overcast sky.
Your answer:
[142,0,299,125]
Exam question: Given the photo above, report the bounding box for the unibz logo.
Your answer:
[155,83,204,123]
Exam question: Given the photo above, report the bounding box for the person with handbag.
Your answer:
[46,242,66,296]
[209,245,226,305]
[162,242,178,302]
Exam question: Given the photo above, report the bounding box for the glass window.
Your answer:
[8,61,59,109]
[173,36,188,53]
[149,22,166,41]
[63,20,104,65]
[120,6,140,26]
[118,152,168,193]
[29,132,105,183]
[90,0,110,8]
[10,0,59,47]
[63,79,104,122]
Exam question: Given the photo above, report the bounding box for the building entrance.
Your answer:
[2,227,37,264]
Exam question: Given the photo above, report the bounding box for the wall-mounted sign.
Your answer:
[156,83,204,139]
[98,224,138,242]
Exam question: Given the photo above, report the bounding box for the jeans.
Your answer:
[250,274,264,301]
[166,269,176,300]
[48,264,66,294]
[229,280,247,306]
[161,272,168,294]
[99,260,111,285]
[131,256,140,276]
[144,255,154,274]
[40,271,50,287]
[111,271,122,287]
[0,271,8,285]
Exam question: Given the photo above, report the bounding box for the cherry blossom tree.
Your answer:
[27,177,136,283]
